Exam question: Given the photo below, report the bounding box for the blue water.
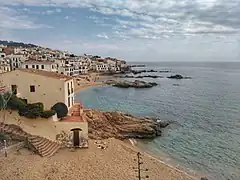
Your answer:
[75,62,240,180]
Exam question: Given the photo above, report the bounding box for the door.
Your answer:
[11,85,17,95]
[73,130,80,147]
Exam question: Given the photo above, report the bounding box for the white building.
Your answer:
[58,65,74,76]
[7,54,26,70]
[0,64,11,74]
[22,60,58,72]
[0,68,75,110]
[95,62,109,72]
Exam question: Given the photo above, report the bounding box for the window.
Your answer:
[41,65,44,69]
[32,65,35,68]
[71,81,73,93]
[52,65,54,69]
[36,65,39,69]
[68,97,71,107]
[25,65,28,69]
[30,85,35,92]
[72,97,74,106]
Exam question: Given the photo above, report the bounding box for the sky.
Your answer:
[0,0,240,61]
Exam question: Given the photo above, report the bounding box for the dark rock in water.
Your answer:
[173,84,180,86]
[112,80,158,88]
[168,74,184,79]
[200,177,209,180]
[158,70,170,73]
[168,74,192,79]
[157,120,170,128]
[131,69,158,74]
[120,75,163,79]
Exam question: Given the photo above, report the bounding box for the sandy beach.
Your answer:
[73,73,116,93]
[0,138,196,180]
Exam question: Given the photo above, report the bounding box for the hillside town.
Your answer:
[0,43,129,75]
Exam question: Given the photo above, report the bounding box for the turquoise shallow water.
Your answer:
[76,62,240,180]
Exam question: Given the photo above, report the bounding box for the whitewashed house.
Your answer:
[22,60,58,72]
[7,54,26,70]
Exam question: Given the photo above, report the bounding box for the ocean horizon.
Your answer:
[76,61,240,180]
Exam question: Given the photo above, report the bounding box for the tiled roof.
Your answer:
[23,60,55,65]
[3,47,14,55]
[17,68,73,81]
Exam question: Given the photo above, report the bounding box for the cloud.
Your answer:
[2,0,240,39]
[0,6,51,30]
[42,8,62,15]
[1,0,239,61]
[97,33,109,39]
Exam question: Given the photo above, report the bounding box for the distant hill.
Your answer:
[0,40,38,48]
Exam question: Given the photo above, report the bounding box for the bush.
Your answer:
[0,132,10,141]
[7,95,27,110]
[40,110,56,118]
[19,103,44,119]
[51,102,68,118]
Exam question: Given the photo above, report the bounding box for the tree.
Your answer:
[0,81,13,123]
[51,102,68,118]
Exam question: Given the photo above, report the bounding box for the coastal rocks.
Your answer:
[106,80,158,88]
[84,109,170,140]
[167,74,192,79]
[119,75,163,79]
[131,70,170,74]
[132,70,158,74]
[130,64,146,67]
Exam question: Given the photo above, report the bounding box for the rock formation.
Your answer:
[131,70,170,74]
[119,75,164,79]
[167,74,192,79]
[84,109,170,140]
[105,80,158,88]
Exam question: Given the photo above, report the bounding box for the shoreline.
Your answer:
[73,73,117,94]
[128,139,200,180]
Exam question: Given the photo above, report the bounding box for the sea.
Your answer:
[75,62,240,180]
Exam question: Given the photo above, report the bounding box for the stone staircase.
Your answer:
[28,135,60,157]
[0,122,60,157]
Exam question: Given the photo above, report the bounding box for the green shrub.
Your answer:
[0,133,10,141]
[40,110,56,118]
[51,102,68,118]
[19,103,44,119]
[7,95,27,110]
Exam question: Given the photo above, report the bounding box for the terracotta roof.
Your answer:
[3,47,14,55]
[62,115,85,122]
[23,60,55,65]
[17,68,73,81]
[62,104,86,122]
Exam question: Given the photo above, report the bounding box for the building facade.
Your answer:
[22,60,58,72]
[0,69,75,110]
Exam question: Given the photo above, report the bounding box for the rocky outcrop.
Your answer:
[131,70,170,74]
[132,70,157,74]
[84,110,170,140]
[119,75,163,79]
[167,74,192,79]
[106,80,158,88]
